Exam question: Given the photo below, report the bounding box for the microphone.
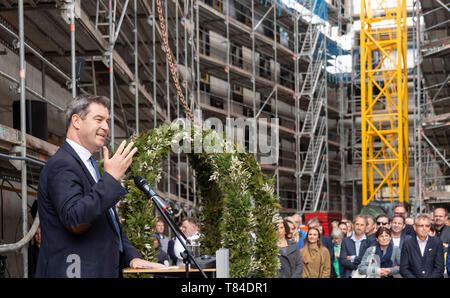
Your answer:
[134,175,173,215]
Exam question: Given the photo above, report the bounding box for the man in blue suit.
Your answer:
[400,214,444,278]
[36,94,164,277]
[339,215,369,278]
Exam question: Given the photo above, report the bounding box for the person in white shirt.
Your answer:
[174,217,200,265]
[390,214,412,250]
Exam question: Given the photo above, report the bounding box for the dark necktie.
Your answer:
[89,156,123,252]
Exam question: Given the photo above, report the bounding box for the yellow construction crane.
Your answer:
[360,0,409,205]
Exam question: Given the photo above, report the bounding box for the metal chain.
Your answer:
[156,0,194,122]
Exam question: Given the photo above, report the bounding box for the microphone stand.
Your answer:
[151,197,207,278]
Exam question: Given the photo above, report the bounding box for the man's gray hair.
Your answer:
[65,94,110,130]
[354,214,367,224]
[292,213,303,224]
[331,228,344,240]
[415,213,431,224]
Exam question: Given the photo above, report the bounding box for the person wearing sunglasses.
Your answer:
[375,214,391,230]
[400,214,445,278]
[366,214,391,246]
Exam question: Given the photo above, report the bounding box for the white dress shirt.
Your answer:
[174,232,200,265]
[392,237,401,248]
[417,236,429,257]
[350,233,367,261]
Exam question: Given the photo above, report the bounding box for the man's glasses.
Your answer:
[376,221,389,226]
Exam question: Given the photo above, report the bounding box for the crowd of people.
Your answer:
[152,217,201,266]
[22,94,450,279]
[276,205,450,278]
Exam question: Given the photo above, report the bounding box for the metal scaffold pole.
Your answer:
[109,0,115,149]
[274,1,279,195]
[165,0,170,200]
[153,0,158,129]
[251,0,257,159]
[134,0,139,134]
[413,0,422,215]
[338,0,346,218]
[18,0,28,278]
[226,0,231,119]
[70,2,76,98]
[294,15,300,211]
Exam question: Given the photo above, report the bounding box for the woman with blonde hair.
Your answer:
[300,227,331,278]
[344,219,354,237]
[285,216,299,243]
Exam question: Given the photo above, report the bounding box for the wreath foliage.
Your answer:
[118,123,281,277]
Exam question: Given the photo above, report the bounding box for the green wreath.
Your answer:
[118,122,281,278]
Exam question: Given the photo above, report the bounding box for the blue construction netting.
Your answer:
[274,1,346,57]
[275,0,328,21]
[263,0,351,79]
[314,33,350,58]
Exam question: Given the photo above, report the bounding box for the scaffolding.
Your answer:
[414,0,450,212]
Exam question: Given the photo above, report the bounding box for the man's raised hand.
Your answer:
[103,140,138,181]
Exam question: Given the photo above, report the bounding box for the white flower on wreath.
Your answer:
[193,125,203,139]
[224,140,236,154]
[228,155,252,191]
[155,172,162,183]
[169,121,182,131]
[229,155,241,177]
[209,171,220,182]
[262,182,275,197]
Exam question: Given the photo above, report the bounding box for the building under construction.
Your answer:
[0,0,448,277]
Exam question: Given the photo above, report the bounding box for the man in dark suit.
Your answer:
[433,208,450,251]
[400,214,444,278]
[36,94,164,278]
[339,215,369,278]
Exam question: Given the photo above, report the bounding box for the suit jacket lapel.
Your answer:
[61,141,96,186]
[423,238,434,263]
[359,239,367,255]
[109,207,122,233]
[350,239,356,255]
